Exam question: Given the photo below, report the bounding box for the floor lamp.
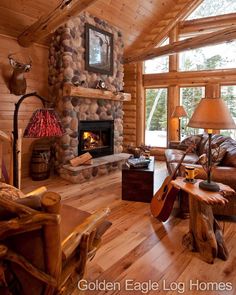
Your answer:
[13,92,64,188]
[188,98,236,192]
[172,105,187,140]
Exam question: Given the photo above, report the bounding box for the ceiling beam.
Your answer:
[143,68,236,87]
[180,12,236,36]
[125,0,203,57]
[18,0,98,47]
[124,25,236,64]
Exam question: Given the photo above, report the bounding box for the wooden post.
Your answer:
[136,62,145,146]
[168,86,180,143]
[205,83,220,98]
[168,27,180,143]
[41,192,62,295]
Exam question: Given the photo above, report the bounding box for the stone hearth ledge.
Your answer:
[60,153,130,184]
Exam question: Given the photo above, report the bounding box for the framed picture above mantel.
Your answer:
[85,23,114,75]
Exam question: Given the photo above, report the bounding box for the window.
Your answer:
[187,0,236,20]
[145,88,167,147]
[180,87,205,138]
[144,38,169,74]
[179,41,236,71]
[221,86,236,139]
[144,56,169,74]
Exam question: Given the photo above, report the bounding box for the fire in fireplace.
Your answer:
[78,120,114,158]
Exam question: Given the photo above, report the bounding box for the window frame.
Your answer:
[144,87,168,148]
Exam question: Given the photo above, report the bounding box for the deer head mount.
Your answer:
[8,54,32,95]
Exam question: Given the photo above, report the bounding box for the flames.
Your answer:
[83,132,97,143]
[83,131,101,150]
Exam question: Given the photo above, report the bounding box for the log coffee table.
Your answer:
[171,177,234,264]
[122,156,155,203]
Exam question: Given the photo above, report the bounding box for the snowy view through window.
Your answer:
[144,0,236,147]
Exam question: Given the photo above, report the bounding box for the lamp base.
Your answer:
[199,180,220,192]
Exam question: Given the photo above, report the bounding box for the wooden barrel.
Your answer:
[30,145,51,181]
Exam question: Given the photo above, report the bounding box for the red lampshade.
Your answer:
[23,109,64,138]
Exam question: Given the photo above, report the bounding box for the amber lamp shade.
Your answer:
[171,106,187,118]
[172,105,187,139]
[188,98,236,191]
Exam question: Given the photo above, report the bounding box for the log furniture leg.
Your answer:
[183,195,228,264]
[171,178,234,264]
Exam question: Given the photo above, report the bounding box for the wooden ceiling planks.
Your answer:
[93,0,179,52]
[0,0,180,49]
[124,0,204,59]
[0,0,201,50]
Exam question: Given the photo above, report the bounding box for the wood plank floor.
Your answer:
[21,162,236,295]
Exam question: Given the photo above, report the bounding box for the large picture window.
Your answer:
[179,41,236,72]
[145,88,167,147]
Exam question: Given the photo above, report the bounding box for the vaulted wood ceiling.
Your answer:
[0,0,199,53]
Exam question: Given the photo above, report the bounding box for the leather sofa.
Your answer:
[165,134,236,216]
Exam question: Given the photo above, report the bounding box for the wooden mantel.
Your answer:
[63,84,131,101]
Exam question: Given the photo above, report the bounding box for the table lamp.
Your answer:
[188,98,236,191]
[172,105,187,139]
[13,92,64,188]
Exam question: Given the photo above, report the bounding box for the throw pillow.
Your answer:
[197,146,227,166]
[212,146,227,165]
[180,135,203,152]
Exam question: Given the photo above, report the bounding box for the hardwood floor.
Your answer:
[21,161,236,295]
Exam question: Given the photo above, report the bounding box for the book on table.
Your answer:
[126,157,151,168]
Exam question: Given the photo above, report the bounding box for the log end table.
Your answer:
[171,177,235,264]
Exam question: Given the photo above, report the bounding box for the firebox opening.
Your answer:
[78,120,114,158]
[82,130,110,151]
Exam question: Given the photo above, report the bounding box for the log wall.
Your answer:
[0,34,49,179]
[123,63,138,148]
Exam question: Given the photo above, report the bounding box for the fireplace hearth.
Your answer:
[78,120,114,158]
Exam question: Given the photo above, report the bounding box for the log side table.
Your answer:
[171,177,234,264]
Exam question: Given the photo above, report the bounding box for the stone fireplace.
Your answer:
[48,12,125,168]
[78,120,114,158]
[48,12,130,183]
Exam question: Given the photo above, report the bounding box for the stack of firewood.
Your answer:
[69,152,93,167]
